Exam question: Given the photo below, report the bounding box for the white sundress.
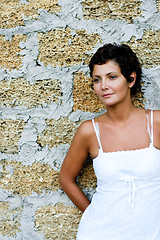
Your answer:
[77,110,160,240]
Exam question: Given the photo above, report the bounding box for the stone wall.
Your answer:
[0,0,160,239]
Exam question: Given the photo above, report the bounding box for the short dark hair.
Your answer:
[89,43,142,96]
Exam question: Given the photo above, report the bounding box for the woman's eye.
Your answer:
[110,75,117,80]
[93,78,100,83]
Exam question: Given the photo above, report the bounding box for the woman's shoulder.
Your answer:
[153,109,160,125]
[77,119,94,138]
[153,109,160,115]
[146,109,160,138]
[77,113,105,134]
[145,109,160,124]
[152,110,160,146]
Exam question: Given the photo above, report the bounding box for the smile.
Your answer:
[102,93,114,98]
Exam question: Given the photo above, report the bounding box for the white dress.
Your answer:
[77,110,160,240]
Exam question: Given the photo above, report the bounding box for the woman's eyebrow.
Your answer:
[92,74,100,78]
[93,71,117,77]
[106,71,117,75]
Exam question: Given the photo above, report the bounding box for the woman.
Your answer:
[59,43,160,239]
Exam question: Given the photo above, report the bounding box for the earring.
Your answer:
[130,77,134,82]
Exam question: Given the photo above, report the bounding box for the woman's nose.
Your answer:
[101,79,109,90]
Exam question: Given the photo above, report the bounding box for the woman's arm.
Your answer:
[59,121,92,212]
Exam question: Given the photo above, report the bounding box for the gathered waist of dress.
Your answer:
[96,177,160,208]
[96,177,160,193]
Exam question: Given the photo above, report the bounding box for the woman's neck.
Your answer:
[106,102,137,124]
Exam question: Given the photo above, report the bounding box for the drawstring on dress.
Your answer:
[121,177,137,208]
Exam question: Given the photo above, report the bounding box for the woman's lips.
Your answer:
[102,93,114,98]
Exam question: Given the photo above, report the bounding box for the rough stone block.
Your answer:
[0,201,22,237]
[0,78,62,108]
[82,0,142,23]
[126,30,160,68]
[0,35,27,70]
[0,0,61,29]
[37,117,82,148]
[35,203,82,240]
[156,0,160,11]
[0,160,59,196]
[38,28,101,67]
[0,119,25,154]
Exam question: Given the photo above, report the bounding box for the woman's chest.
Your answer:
[93,148,160,180]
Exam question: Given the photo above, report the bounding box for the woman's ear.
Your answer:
[129,72,136,88]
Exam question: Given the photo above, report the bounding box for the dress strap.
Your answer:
[146,110,154,147]
[150,110,154,146]
[92,119,103,150]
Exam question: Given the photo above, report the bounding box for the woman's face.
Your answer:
[92,60,133,107]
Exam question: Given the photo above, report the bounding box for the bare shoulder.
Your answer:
[76,119,94,138]
[153,110,160,129]
[153,110,160,121]
[64,119,95,164]
[72,119,97,153]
